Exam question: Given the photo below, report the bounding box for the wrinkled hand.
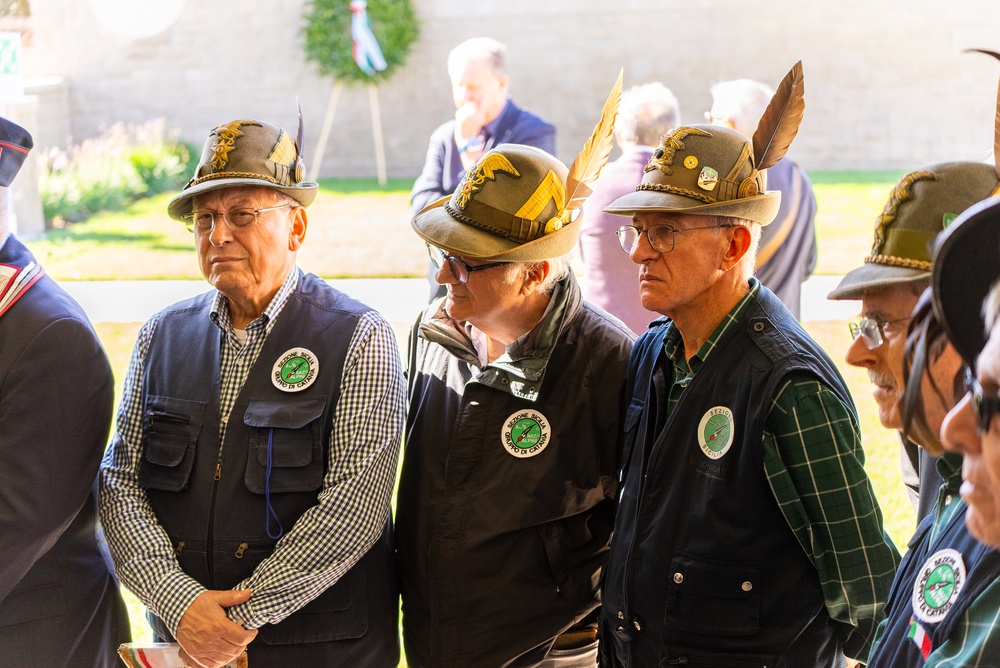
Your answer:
[454,102,487,145]
[176,589,258,668]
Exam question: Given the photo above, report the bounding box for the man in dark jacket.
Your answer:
[399,81,631,666]
[0,116,130,666]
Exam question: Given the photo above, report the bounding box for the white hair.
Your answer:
[984,277,1000,332]
[505,256,570,296]
[616,82,682,147]
[709,79,774,138]
[447,37,507,80]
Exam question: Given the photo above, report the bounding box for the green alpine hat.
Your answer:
[828,162,999,300]
[602,123,780,226]
[168,118,317,221]
[412,143,581,262]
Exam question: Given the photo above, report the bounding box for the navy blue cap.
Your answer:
[0,117,32,187]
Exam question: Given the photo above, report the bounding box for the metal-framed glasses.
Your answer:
[426,244,510,284]
[848,315,910,350]
[184,204,293,234]
[615,223,734,254]
[965,367,1000,433]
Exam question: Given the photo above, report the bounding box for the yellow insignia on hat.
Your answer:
[210,120,261,170]
[455,152,520,209]
[268,129,297,166]
[684,155,698,169]
[646,126,713,176]
[869,170,937,260]
[515,170,566,222]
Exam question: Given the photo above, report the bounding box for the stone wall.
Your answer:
[16,0,1000,176]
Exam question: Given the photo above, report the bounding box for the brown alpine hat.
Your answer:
[604,61,806,227]
[167,118,317,221]
[828,162,999,300]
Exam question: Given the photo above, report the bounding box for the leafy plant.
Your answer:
[302,0,418,84]
[39,120,196,225]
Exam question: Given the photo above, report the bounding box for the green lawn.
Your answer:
[80,172,913,663]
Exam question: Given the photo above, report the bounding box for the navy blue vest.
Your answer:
[602,286,852,667]
[138,273,398,665]
[869,500,1000,666]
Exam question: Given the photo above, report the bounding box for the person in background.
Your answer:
[100,117,405,668]
[411,36,557,301]
[599,62,899,667]
[830,162,998,522]
[577,81,680,334]
[708,77,817,320]
[0,115,130,666]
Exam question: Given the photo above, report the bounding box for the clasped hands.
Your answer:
[175,589,258,668]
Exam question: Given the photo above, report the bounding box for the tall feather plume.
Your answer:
[964,49,1000,181]
[752,60,805,171]
[564,69,623,211]
[295,98,305,156]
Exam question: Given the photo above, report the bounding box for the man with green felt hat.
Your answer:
[599,62,899,667]
[831,162,1000,523]
[100,116,405,667]
[397,78,636,667]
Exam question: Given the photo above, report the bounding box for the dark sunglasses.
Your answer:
[965,367,1000,433]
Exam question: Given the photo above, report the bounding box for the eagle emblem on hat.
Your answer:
[455,152,520,209]
[645,126,713,176]
[210,120,261,170]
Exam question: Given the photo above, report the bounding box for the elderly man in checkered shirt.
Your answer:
[99,118,405,668]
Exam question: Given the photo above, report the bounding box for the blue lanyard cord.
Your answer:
[264,428,285,540]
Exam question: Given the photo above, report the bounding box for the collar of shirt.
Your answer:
[484,98,512,139]
[419,272,581,402]
[662,278,761,377]
[209,268,300,345]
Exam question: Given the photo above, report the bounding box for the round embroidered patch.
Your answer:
[911,548,966,624]
[501,409,552,458]
[697,406,734,459]
[271,348,319,392]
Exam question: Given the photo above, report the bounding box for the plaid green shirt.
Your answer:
[662,280,900,660]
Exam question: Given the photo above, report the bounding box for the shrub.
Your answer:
[40,120,196,225]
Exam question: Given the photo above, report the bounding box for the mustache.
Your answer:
[868,371,896,387]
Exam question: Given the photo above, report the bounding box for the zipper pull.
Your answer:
[235,542,248,558]
[214,463,222,481]
[175,541,185,558]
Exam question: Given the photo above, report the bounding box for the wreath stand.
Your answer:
[309,80,388,186]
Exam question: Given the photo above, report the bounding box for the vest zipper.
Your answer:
[206,451,224,588]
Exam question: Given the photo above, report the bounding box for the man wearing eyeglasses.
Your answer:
[829,163,999,523]
[860,195,1000,665]
[398,132,634,664]
[99,118,405,667]
[598,73,899,666]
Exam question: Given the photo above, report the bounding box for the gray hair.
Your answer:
[616,82,681,147]
[447,37,508,80]
[505,257,570,296]
[709,79,774,138]
[707,215,760,281]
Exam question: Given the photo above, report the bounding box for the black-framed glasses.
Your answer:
[184,204,293,234]
[965,367,1000,433]
[615,223,734,254]
[848,315,910,350]
[426,244,510,284]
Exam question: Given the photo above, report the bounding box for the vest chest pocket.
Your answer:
[139,396,207,492]
[244,397,327,494]
[664,552,761,637]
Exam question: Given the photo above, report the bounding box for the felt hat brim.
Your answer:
[932,196,1000,366]
[412,196,582,262]
[827,263,930,300]
[167,176,318,221]
[602,189,781,227]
